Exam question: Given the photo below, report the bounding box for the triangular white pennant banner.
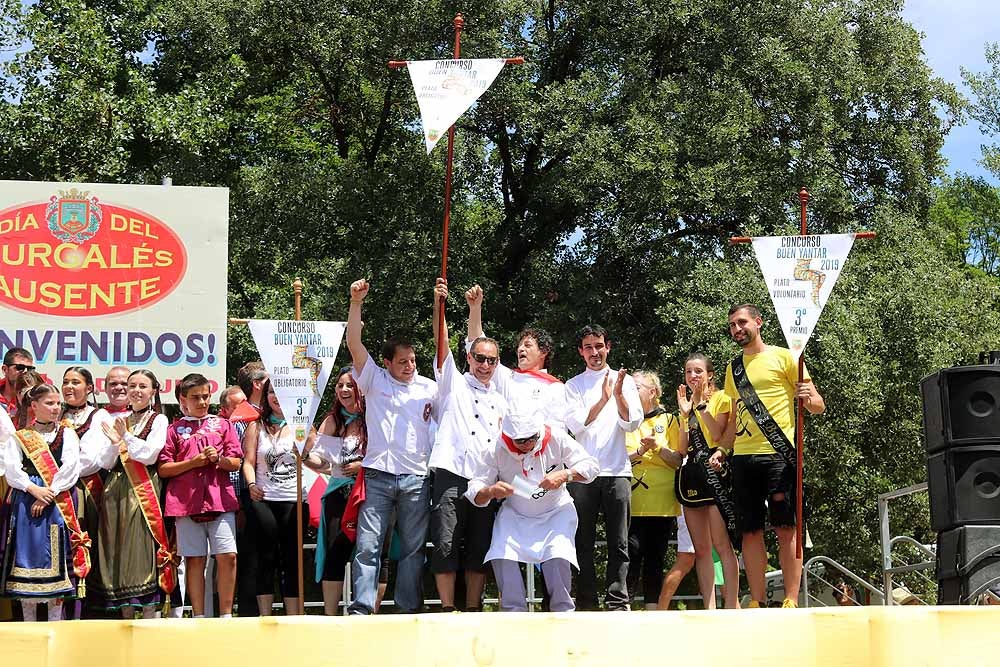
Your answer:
[751,234,856,362]
[406,58,506,153]
[247,320,346,453]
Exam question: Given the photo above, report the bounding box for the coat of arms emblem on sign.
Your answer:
[46,189,102,243]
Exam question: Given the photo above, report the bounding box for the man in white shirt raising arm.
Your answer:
[429,279,507,612]
[344,279,439,616]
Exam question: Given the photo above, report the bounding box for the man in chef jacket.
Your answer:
[466,407,599,612]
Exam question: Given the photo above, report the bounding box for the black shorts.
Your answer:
[732,453,795,533]
[429,468,495,573]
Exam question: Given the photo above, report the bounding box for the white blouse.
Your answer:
[3,426,81,493]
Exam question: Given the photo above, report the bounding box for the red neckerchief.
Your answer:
[513,368,561,384]
[501,426,552,475]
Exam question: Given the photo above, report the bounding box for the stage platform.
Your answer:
[3,606,999,666]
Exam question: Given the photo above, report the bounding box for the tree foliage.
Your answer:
[964,41,1000,180]
[0,0,991,581]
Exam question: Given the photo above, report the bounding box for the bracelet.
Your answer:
[696,403,708,411]
[247,482,257,488]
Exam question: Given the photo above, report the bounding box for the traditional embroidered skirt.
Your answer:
[0,476,78,598]
[86,462,163,610]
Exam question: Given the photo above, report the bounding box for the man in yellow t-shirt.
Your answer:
[721,304,825,609]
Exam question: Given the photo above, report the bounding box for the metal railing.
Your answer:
[878,482,935,606]
[801,556,885,608]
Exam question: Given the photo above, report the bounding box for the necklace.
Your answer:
[127,409,155,435]
[62,404,90,426]
[33,420,57,433]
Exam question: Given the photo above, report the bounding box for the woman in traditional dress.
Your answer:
[304,367,391,615]
[672,352,740,609]
[59,366,105,618]
[1,383,86,621]
[242,379,315,615]
[88,369,172,618]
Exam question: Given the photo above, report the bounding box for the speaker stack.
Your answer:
[923,357,1000,604]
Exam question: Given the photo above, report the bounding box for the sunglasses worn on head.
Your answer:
[513,434,539,445]
[11,364,35,372]
[471,353,499,366]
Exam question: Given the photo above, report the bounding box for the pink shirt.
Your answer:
[159,416,243,517]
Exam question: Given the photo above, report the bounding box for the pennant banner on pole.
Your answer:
[247,320,346,453]
[751,234,856,362]
[406,58,506,153]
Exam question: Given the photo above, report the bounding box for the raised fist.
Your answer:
[465,284,484,307]
[350,279,370,303]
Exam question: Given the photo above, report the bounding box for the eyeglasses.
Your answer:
[471,353,499,366]
[10,364,35,372]
[513,434,538,445]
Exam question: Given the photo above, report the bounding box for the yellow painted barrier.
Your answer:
[2,607,1000,667]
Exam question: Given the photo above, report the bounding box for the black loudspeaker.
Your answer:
[936,525,1000,604]
[922,366,1000,453]
[927,446,1000,531]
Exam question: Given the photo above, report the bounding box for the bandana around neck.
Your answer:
[340,407,360,425]
[501,425,552,475]
[512,368,561,384]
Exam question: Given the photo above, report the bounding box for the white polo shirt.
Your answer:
[564,366,643,477]
[354,352,439,476]
[430,350,507,479]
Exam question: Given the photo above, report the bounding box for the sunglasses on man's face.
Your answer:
[471,352,499,366]
[513,434,539,445]
[10,364,35,372]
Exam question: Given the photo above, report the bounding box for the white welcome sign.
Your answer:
[752,234,856,361]
[247,320,346,452]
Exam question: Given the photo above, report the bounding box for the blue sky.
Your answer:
[903,0,1000,183]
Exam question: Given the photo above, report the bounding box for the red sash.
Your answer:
[120,452,178,593]
[121,413,178,593]
[81,473,105,504]
[15,428,92,593]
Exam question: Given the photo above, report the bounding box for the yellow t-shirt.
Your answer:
[690,390,731,448]
[626,411,681,517]
[723,346,810,456]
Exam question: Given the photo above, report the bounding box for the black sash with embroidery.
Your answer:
[676,412,741,549]
[731,353,796,469]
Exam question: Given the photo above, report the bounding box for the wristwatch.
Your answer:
[696,403,708,411]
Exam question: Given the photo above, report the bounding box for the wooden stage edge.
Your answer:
[3,606,999,667]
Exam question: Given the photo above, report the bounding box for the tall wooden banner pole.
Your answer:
[293,277,305,613]
[389,17,524,367]
[795,189,808,559]
[435,13,463,368]
[227,279,308,614]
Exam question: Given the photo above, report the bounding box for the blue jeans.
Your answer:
[347,469,430,614]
